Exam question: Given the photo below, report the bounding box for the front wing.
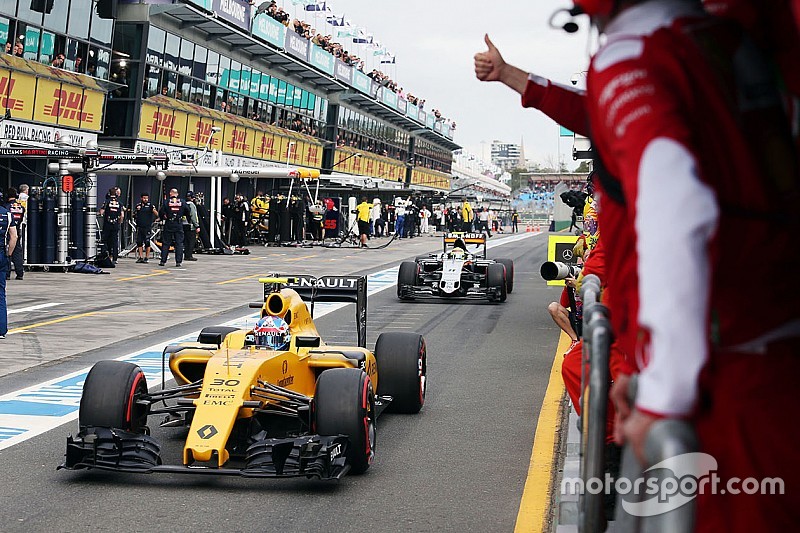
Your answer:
[60,427,351,480]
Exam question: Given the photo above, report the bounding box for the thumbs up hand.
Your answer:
[474,34,506,82]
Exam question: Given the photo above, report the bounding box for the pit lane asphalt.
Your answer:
[0,233,561,533]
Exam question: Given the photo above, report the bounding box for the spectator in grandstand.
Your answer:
[13,42,23,57]
[73,56,84,73]
[475,2,800,530]
[4,42,10,55]
[51,53,65,68]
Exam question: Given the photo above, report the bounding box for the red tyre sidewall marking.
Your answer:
[361,376,372,458]
[126,371,144,425]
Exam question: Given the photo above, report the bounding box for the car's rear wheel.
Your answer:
[315,368,375,475]
[197,326,239,346]
[79,361,149,433]
[374,332,427,414]
[487,263,507,302]
[496,258,514,293]
[397,261,419,300]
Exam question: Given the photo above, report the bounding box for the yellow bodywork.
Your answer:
[168,288,378,466]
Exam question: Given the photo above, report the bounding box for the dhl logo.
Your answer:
[227,130,249,152]
[190,122,215,145]
[145,110,180,139]
[365,159,375,174]
[43,88,92,122]
[259,135,275,157]
[306,146,318,163]
[0,77,24,112]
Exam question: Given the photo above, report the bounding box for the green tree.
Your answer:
[574,160,592,173]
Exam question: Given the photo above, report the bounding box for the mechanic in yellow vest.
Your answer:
[461,199,474,232]
[356,196,371,248]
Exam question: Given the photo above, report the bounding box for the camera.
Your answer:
[560,190,587,210]
[540,261,582,281]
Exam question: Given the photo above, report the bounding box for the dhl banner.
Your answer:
[333,148,405,182]
[140,96,326,168]
[411,167,451,191]
[139,96,400,176]
[186,114,222,151]
[0,67,104,131]
[139,104,185,145]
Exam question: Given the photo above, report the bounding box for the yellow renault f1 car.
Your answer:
[61,275,427,479]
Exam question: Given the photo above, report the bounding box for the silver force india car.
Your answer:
[396,233,514,302]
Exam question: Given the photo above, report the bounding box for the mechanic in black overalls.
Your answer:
[3,188,24,280]
[133,192,158,263]
[1,190,19,339]
[268,193,287,245]
[158,188,189,267]
[99,189,124,264]
[289,194,304,242]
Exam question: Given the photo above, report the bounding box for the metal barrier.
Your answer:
[615,376,698,532]
[578,274,610,532]
[577,274,699,532]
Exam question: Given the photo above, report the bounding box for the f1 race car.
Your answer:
[397,233,514,302]
[61,275,427,480]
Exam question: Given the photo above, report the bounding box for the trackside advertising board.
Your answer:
[547,234,580,286]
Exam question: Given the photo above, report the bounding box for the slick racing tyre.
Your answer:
[487,262,507,302]
[496,258,514,293]
[374,332,427,414]
[397,261,419,300]
[79,361,149,433]
[315,368,376,475]
[197,326,239,346]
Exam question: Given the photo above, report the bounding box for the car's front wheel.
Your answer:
[79,361,149,433]
[397,261,419,300]
[315,368,376,475]
[496,258,514,293]
[374,332,427,414]
[487,263,507,302]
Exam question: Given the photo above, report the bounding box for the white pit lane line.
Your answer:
[8,303,64,316]
[0,232,535,451]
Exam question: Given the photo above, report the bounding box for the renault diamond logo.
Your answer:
[197,424,218,439]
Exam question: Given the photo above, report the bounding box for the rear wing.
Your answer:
[443,232,487,258]
[259,275,368,348]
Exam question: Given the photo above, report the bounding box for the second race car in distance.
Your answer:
[397,232,514,302]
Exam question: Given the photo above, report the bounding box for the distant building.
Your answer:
[490,140,523,170]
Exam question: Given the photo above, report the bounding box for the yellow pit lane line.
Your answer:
[514,332,569,532]
[216,273,263,285]
[116,269,170,282]
[284,254,318,262]
[8,308,210,335]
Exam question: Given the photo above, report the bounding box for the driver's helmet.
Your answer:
[253,316,291,350]
[453,238,467,251]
